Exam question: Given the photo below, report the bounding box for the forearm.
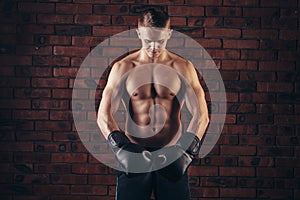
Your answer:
[97,112,120,139]
[97,88,121,139]
[186,112,209,140]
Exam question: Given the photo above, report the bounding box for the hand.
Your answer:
[154,132,201,182]
[107,130,153,176]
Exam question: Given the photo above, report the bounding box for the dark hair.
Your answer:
[138,8,170,28]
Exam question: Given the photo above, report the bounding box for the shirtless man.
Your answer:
[97,8,209,200]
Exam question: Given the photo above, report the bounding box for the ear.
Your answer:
[167,29,173,39]
[136,28,141,39]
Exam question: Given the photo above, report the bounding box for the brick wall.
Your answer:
[0,0,299,199]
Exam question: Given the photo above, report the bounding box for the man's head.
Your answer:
[138,8,170,28]
[137,8,172,58]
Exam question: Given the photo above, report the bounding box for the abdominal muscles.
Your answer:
[126,95,181,148]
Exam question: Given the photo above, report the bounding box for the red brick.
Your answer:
[32,99,69,110]
[241,50,276,60]
[256,104,293,114]
[93,26,128,36]
[243,8,279,16]
[222,124,257,135]
[149,0,184,4]
[257,167,293,178]
[17,24,54,34]
[206,7,242,17]
[261,0,297,7]
[0,77,30,87]
[72,164,108,174]
[0,142,33,152]
[16,45,52,56]
[33,56,70,66]
[45,35,71,45]
[51,174,87,184]
[94,4,129,15]
[278,50,298,61]
[258,189,293,199]
[33,185,69,195]
[188,166,218,176]
[50,111,72,120]
[224,17,260,29]
[240,71,276,81]
[200,177,236,187]
[37,14,73,24]
[243,29,278,39]
[281,8,299,17]
[220,166,255,176]
[207,49,240,59]
[186,0,221,5]
[220,188,256,198]
[74,15,110,25]
[89,175,116,185]
[51,197,87,200]
[262,17,298,29]
[221,145,256,155]
[223,0,259,6]
[54,46,90,57]
[205,28,241,38]
[14,88,51,98]
[257,82,294,92]
[223,39,259,49]
[16,66,52,77]
[35,121,72,131]
[276,135,299,146]
[275,115,300,125]
[13,110,49,120]
[52,153,87,163]
[239,156,274,167]
[112,15,138,25]
[222,60,257,70]
[56,3,92,14]
[260,39,297,50]
[0,55,32,66]
[276,157,300,167]
[71,185,107,195]
[32,78,68,88]
[190,187,219,197]
[18,3,54,13]
[188,17,222,27]
[16,130,52,142]
[258,146,294,157]
[280,30,300,39]
[14,152,51,163]
[52,89,73,99]
[259,61,295,71]
[227,103,255,113]
[1,24,16,34]
[169,6,204,16]
[72,36,103,47]
[240,92,275,103]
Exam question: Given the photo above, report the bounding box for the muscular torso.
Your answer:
[121,57,185,147]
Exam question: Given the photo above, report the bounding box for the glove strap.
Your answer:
[107,130,130,148]
[177,132,201,158]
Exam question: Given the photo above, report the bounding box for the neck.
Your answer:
[140,49,167,63]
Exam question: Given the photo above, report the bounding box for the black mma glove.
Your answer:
[107,130,153,177]
[155,132,201,182]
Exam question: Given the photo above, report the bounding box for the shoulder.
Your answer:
[168,51,195,77]
[110,52,138,75]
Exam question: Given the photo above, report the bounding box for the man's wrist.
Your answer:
[177,132,201,158]
[107,130,131,148]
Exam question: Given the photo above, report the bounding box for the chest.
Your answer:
[125,64,181,99]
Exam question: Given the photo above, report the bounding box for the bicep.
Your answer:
[182,62,207,114]
[98,63,128,114]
